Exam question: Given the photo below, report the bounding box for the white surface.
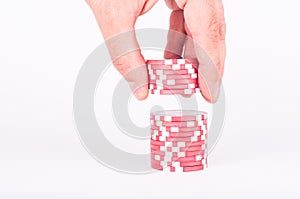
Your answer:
[1,0,300,198]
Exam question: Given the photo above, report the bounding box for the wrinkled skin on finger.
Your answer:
[164,0,226,103]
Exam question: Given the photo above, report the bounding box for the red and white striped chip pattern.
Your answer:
[146,58,199,65]
[149,73,198,80]
[151,134,207,142]
[152,150,207,157]
[152,150,206,158]
[151,163,207,172]
[152,154,207,162]
[152,158,207,167]
[147,59,200,96]
[150,139,206,147]
[150,128,208,171]
[149,79,198,85]
[151,129,206,137]
[149,83,198,90]
[150,120,207,127]
[150,110,207,121]
[151,144,206,152]
[148,68,197,75]
[151,132,207,141]
[151,125,207,133]
[151,150,207,159]
[149,88,200,95]
[148,80,209,172]
[148,63,197,70]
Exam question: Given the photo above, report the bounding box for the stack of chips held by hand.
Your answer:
[147,59,200,95]
[150,110,208,172]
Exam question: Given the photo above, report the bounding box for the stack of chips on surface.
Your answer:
[147,59,200,95]
[150,110,208,172]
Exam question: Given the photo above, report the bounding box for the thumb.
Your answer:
[183,0,223,103]
[105,31,149,100]
[85,0,149,100]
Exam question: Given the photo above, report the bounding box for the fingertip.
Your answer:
[181,94,192,98]
[202,94,215,104]
[133,85,149,101]
[199,84,220,104]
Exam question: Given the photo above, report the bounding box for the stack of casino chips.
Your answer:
[147,59,200,95]
[150,110,208,172]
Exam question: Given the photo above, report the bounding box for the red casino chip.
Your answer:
[147,64,197,70]
[151,158,207,167]
[169,165,206,172]
[150,148,206,155]
[149,79,198,85]
[150,130,206,138]
[151,153,206,162]
[151,163,206,172]
[151,125,206,133]
[151,150,207,157]
[146,58,199,65]
[150,120,207,127]
[150,110,207,121]
[150,139,206,147]
[148,68,197,75]
[149,74,198,80]
[149,88,200,95]
[150,144,206,152]
[151,134,207,142]
[149,83,199,90]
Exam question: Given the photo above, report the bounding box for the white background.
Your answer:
[1,0,300,198]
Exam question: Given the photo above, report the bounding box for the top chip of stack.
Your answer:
[147,59,200,95]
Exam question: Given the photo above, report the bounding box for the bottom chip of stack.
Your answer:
[151,163,208,172]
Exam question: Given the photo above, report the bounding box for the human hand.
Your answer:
[86,0,226,103]
[164,0,226,103]
[85,0,158,100]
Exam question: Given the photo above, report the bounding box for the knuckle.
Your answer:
[220,22,226,40]
[207,17,219,36]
